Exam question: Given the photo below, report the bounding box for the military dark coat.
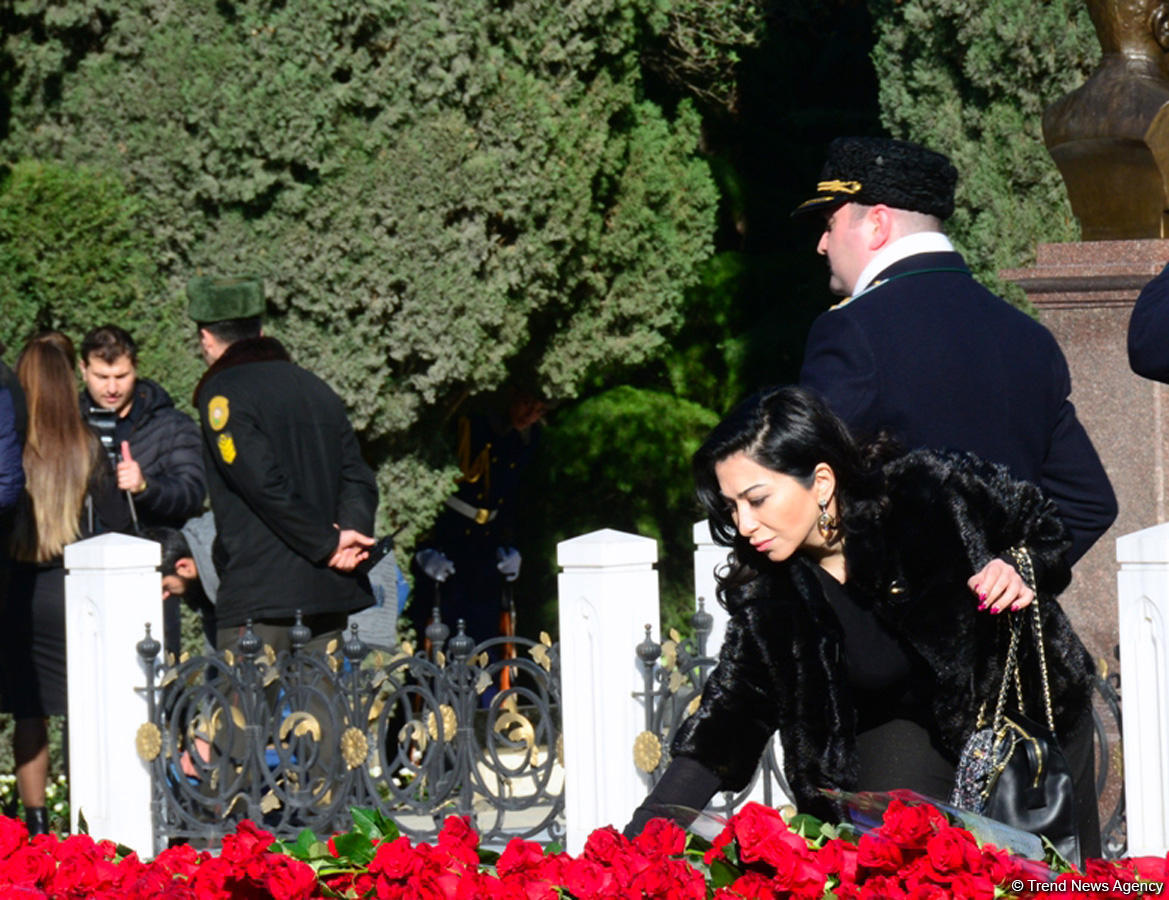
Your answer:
[196,338,377,628]
[1128,261,1169,382]
[800,250,1116,564]
[672,450,1095,823]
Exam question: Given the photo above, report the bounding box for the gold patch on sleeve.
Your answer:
[207,396,230,432]
[217,432,237,465]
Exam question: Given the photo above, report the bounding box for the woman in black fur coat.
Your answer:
[627,386,1099,857]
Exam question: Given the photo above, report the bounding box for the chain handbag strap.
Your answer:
[989,605,1021,735]
[1006,546,1056,733]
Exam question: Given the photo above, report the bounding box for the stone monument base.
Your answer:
[1001,239,1169,670]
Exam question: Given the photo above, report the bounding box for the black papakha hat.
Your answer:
[186,276,265,323]
[792,136,958,220]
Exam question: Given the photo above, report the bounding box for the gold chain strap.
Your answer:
[1006,546,1056,732]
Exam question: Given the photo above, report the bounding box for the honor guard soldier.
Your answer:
[795,136,1116,564]
[188,276,377,654]
[412,389,545,649]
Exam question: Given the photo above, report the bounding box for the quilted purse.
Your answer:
[950,547,1081,866]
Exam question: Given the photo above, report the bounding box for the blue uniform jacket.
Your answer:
[800,250,1116,564]
[1128,262,1169,383]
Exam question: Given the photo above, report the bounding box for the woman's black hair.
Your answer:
[692,385,893,610]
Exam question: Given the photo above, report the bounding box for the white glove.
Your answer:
[496,546,522,582]
[416,548,455,583]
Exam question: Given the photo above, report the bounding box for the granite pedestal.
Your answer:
[1001,239,1169,668]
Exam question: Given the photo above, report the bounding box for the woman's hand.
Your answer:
[968,558,1034,614]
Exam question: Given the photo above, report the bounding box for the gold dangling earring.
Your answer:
[817,499,837,541]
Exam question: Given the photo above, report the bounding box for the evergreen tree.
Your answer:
[868,0,1100,301]
[0,0,726,548]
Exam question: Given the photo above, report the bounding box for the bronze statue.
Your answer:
[1043,0,1169,239]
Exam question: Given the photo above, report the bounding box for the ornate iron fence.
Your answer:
[635,600,1128,858]
[136,613,563,854]
[632,600,797,820]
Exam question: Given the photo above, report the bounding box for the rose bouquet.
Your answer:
[0,796,1162,898]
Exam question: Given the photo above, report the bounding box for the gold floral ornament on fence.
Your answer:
[136,722,163,762]
[493,694,537,767]
[633,730,662,773]
[427,704,458,740]
[340,727,370,769]
[529,631,554,671]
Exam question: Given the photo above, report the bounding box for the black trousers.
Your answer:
[856,712,1101,860]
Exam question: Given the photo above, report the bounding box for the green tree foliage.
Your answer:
[516,385,718,635]
[1,0,721,548]
[0,160,194,385]
[868,0,1100,301]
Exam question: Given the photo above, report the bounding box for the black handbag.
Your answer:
[950,547,1081,866]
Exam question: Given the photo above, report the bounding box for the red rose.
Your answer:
[906,885,950,900]
[729,870,780,899]
[438,816,479,854]
[370,835,423,881]
[633,817,687,858]
[1129,854,1169,882]
[731,803,807,867]
[925,826,980,874]
[0,817,27,860]
[858,834,904,872]
[975,846,1012,885]
[947,870,995,900]
[630,857,706,900]
[582,825,635,864]
[261,854,319,900]
[497,837,547,877]
[878,800,945,850]
[562,857,613,896]
[858,874,909,899]
[818,837,859,882]
[705,823,735,865]
[2,843,56,886]
[756,839,826,898]
[219,818,274,868]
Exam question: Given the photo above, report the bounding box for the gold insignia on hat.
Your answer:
[817,179,862,194]
[207,395,230,432]
[218,432,237,465]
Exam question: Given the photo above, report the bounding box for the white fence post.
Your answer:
[1116,523,1169,855]
[692,519,791,814]
[558,528,660,855]
[692,519,730,657]
[64,533,162,855]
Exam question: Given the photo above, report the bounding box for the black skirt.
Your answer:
[0,561,68,718]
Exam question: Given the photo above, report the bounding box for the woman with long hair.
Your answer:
[1,332,131,835]
[627,386,1099,859]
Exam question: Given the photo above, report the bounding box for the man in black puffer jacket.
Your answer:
[79,325,205,529]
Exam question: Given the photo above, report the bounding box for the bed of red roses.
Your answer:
[0,798,1163,899]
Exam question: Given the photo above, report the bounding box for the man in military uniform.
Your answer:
[795,136,1116,565]
[1129,261,1169,382]
[412,389,545,646]
[187,276,377,653]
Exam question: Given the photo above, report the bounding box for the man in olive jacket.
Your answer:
[188,276,377,652]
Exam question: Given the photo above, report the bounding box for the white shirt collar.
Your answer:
[851,231,954,298]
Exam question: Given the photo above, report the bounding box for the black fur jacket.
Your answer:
[671,449,1095,823]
